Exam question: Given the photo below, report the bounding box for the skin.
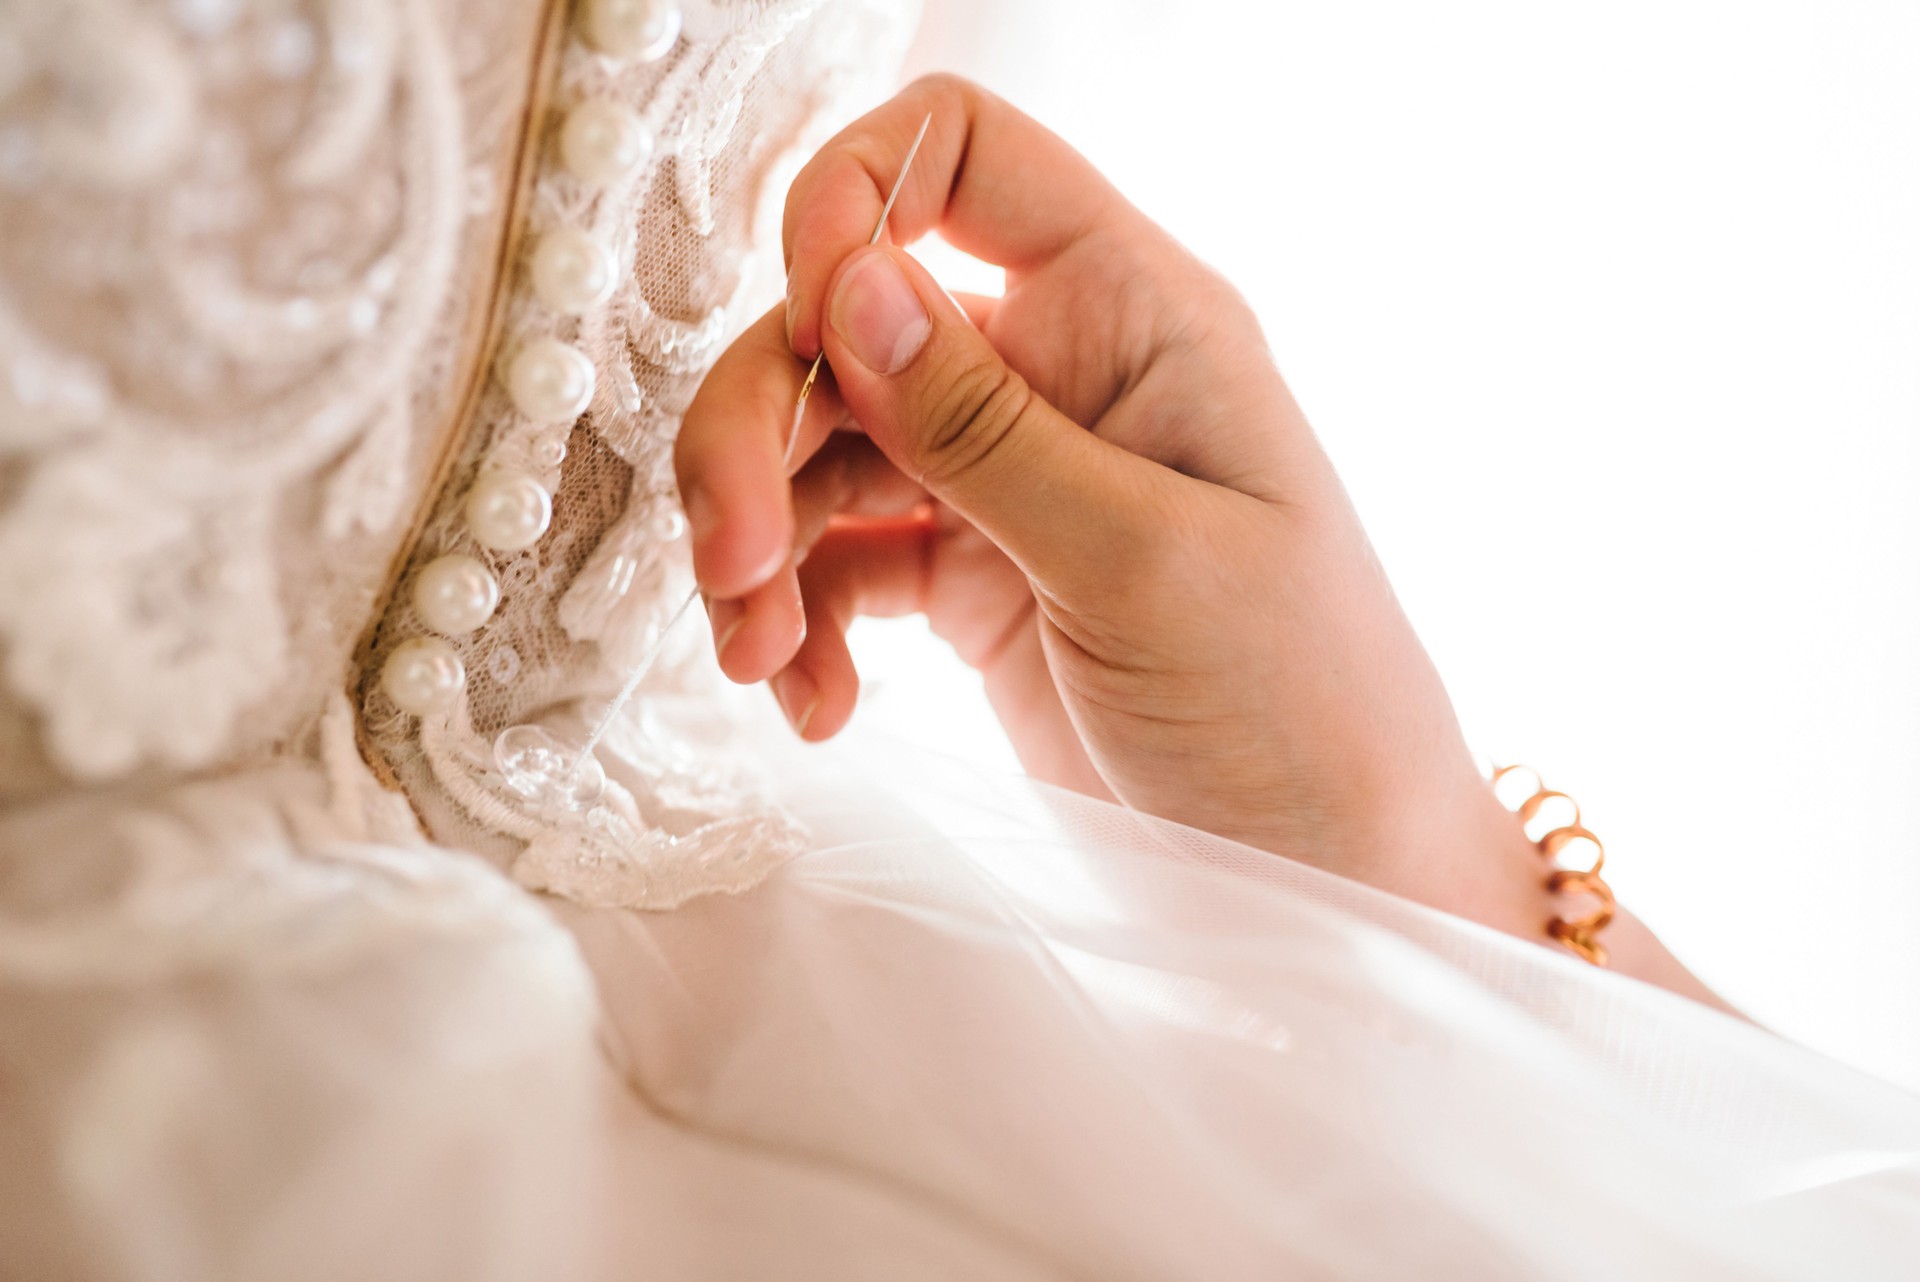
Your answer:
[675,74,1731,1008]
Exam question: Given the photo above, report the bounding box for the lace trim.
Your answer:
[417,711,805,912]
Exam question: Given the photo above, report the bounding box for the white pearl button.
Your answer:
[559,99,653,188]
[465,471,553,552]
[506,337,595,422]
[529,227,618,314]
[381,637,466,715]
[412,554,501,635]
[582,0,681,62]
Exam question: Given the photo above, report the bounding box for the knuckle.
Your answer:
[913,354,1033,485]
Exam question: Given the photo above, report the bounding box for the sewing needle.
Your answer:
[783,110,933,469]
[566,113,936,780]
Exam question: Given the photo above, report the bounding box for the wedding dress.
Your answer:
[1,2,1916,1278]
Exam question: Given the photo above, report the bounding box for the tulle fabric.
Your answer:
[564,721,1920,1278]
[7,703,1914,1279]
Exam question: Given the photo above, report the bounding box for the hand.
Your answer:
[675,75,1552,937]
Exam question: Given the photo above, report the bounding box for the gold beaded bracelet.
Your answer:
[1490,765,1616,966]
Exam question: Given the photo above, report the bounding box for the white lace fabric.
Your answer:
[0,0,542,796]
[355,0,914,908]
[0,0,915,909]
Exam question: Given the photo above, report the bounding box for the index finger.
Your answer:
[675,304,827,599]
[782,73,1133,359]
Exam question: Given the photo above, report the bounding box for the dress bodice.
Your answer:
[0,0,917,905]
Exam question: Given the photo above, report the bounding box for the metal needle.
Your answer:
[783,110,934,469]
[566,114,937,780]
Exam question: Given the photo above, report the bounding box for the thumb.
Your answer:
[819,245,1173,597]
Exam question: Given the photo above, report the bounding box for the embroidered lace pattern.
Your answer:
[0,0,547,795]
[0,0,918,909]
[347,0,915,910]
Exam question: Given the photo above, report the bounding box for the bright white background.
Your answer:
[838,0,1920,1089]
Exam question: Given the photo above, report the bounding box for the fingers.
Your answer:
[788,433,929,559]
[737,438,929,688]
[818,243,1180,605]
[678,291,988,685]
[705,564,804,684]
[774,522,933,740]
[676,303,849,601]
[783,74,1130,359]
[677,300,946,600]
[701,441,922,688]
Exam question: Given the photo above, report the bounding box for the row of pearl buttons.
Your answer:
[382,0,682,717]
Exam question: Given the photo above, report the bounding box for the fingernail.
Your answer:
[785,289,801,350]
[710,597,746,666]
[831,251,929,374]
[772,666,820,736]
[682,484,716,545]
[747,540,791,588]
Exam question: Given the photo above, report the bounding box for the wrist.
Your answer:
[1373,765,1560,941]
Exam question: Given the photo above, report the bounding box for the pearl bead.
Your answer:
[465,471,552,552]
[582,0,681,62]
[651,508,686,541]
[529,227,618,314]
[559,99,653,188]
[412,554,501,635]
[506,338,595,423]
[381,637,466,715]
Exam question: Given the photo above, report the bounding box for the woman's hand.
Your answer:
[675,74,1553,937]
